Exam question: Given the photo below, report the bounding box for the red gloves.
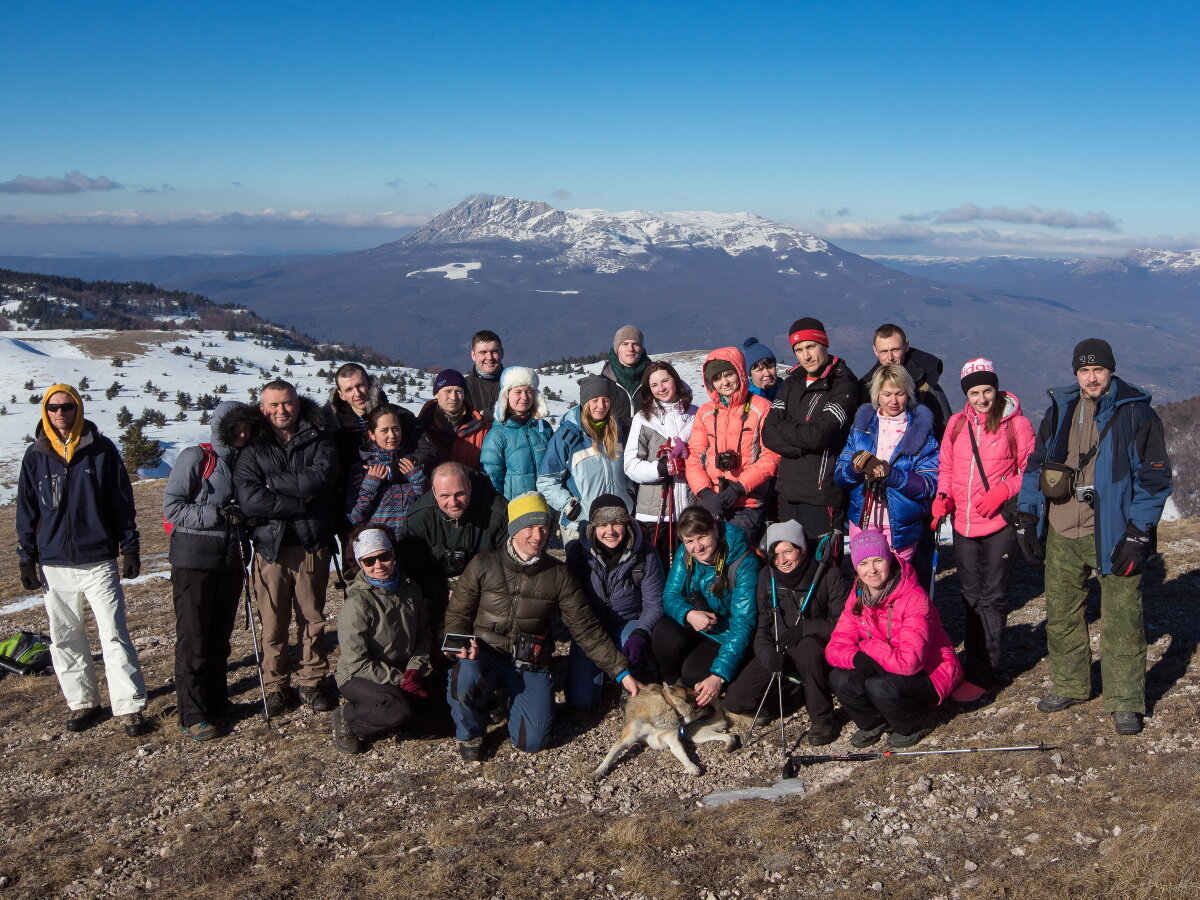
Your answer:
[976,485,1010,519]
[930,493,954,525]
[400,668,428,698]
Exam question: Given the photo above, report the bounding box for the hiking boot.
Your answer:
[298,684,336,712]
[331,708,363,754]
[66,706,103,733]
[264,689,293,718]
[458,736,485,762]
[805,723,839,746]
[180,721,218,742]
[850,723,888,748]
[122,712,150,737]
[887,727,932,749]
[1037,694,1084,713]
[1113,711,1144,736]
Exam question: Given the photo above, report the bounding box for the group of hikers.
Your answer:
[14,321,1173,762]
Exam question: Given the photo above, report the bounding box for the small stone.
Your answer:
[964,861,978,872]
[966,807,979,819]
[1025,833,1041,843]
[1050,751,1064,768]
[1113,826,1122,837]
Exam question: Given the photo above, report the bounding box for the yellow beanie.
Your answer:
[507,491,551,536]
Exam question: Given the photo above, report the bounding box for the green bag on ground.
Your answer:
[0,631,53,674]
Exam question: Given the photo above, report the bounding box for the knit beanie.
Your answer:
[589,493,631,525]
[704,356,737,386]
[760,519,807,558]
[613,325,644,352]
[508,491,551,536]
[579,374,611,405]
[742,337,776,370]
[433,368,467,394]
[788,317,829,348]
[959,358,999,394]
[1072,338,1116,373]
[850,529,891,569]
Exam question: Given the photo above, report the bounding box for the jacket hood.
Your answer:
[494,366,548,423]
[325,378,387,427]
[248,395,327,445]
[702,347,750,407]
[39,384,86,464]
[1049,376,1151,410]
[209,400,247,452]
[852,401,934,458]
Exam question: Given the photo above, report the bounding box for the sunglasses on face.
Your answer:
[359,551,394,567]
[46,403,78,413]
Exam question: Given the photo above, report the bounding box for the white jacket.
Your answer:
[623,401,698,521]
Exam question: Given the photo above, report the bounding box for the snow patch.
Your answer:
[405,262,482,280]
[530,289,580,295]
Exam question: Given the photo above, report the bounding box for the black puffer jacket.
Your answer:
[233,397,339,561]
[859,346,953,439]
[762,356,861,507]
[751,556,849,671]
[444,546,630,679]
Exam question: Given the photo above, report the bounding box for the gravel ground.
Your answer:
[1,480,1198,899]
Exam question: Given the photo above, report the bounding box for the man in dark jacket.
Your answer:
[724,520,848,745]
[600,325,651,435]
[163,401,259,740]
[762,317,861,549]
[234,380,339,716]
[399,462,508,624]
[463,330,505,426]
[443,491,641,761]
[1016,339,1172,736]
[16,384,149,737]
[859,324,952,439]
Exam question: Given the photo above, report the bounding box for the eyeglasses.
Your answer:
[46,403,78,413]
[359,551,394,567]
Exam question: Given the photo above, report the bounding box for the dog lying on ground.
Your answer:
[591,683,737,780]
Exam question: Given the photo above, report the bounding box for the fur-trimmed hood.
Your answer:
[852,401,935,458]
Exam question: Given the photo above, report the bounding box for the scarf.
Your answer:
[606,348,649,396]
[771,560,808,592]
[856,567,901,611]
[364,571,401,592]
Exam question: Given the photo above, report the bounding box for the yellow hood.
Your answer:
[40,384,85,464]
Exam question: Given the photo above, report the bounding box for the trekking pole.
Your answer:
[653,480,669,550]
[743,575,791,776]
[796,526,842,623]
[929,516,945,603]
[330,538,349,601]
[235,533,272,723]
[789,742,1058,767]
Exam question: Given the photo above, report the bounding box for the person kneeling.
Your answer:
[333,525,433,754]
[826,530,961,749]
[725,520,848,745]
[444,492,642,762]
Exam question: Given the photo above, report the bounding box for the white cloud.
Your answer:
[0,170,122,194]
[932,203,1118,231]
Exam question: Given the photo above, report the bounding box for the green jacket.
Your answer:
[335,572,432,687]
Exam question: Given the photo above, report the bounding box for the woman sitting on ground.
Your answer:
[825,530,962,749]
[654,506,759,708]
[332,525,433,754]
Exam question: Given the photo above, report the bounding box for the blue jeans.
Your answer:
[565,620,638,709]
[447,649,555,753]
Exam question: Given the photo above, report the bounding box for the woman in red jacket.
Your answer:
[685,347,780,538]
[826,530,962,749]
[932,359,1035,700]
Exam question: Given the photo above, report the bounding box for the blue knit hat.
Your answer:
[742,337,776,370]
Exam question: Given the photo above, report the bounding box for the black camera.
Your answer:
[1075,484,1096,508]
[715,450,740,472]
[512,632,551,671]
[444,547,469,576]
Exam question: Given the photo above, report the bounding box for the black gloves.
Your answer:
[1111,524,1150,577]
[852,651,887,677]
[19,561,41,592]
[778,623,806,649]
[221,503,246,526]
[121,551,141,580]
[564,499,582,522]
[656,456,671,478]
[718,479,745,511]
[763,649,785,675]
[697,489,724,519]
[1012,512,1045,566]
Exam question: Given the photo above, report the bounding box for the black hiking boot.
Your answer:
[850,723,888,748]
[1113,711,1144,735]
[299,684,336,712]
[65,706,103,733]
[1037,694,1084,713]
[264,688,294,718]
[458,736,485,762]
[332,708,363,754]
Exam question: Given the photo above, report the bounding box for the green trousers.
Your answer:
[1044,529,1146,713]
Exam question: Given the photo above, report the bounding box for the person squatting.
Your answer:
[16,324,1172,761]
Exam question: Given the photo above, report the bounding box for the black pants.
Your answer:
[172,567,242,727]
[725,635,835,727]
[652,616,723,687]
[829,666,938,735]
[779,500,847,559]
[340,676,414,739]
[954,526,1017,688]
[910,526,936,594]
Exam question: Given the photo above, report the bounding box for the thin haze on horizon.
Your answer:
[2,0,1197,258]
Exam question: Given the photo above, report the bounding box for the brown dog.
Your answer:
[591,683,737,780]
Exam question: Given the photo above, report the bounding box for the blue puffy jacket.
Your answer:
[17,421,138,566]
[565,525,665,637]
[835,403,940,550]
[480,414,553,501]
[1017,377,1172,575]
[661,522,760,683]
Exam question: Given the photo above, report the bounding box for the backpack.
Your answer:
[163,443,217,535]
[0,631,52,675]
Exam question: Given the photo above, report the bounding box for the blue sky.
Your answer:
[2,0,1197,256]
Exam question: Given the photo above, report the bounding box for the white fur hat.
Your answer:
[494,367,548,422]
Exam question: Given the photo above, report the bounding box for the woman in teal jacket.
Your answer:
[653,505,759,706]
[480,367,554,501]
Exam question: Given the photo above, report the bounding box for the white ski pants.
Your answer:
[42,561,147,716]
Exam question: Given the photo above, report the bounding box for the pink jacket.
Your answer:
[937,393,1036,538]
[825,557,962,703]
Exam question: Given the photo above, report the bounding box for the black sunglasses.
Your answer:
[46,403,78,413]
[359,551,394,567]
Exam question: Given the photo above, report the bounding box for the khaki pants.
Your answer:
[253,545,331,692]
[1044,529,1146,713]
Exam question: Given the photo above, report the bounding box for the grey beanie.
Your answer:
[579,374,611,405]
[760,519,808,558]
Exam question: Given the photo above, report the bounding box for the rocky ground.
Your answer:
[1,480,1198,899]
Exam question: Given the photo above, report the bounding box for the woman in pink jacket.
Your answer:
[826,530,962,749]
[931,359,1035,701]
